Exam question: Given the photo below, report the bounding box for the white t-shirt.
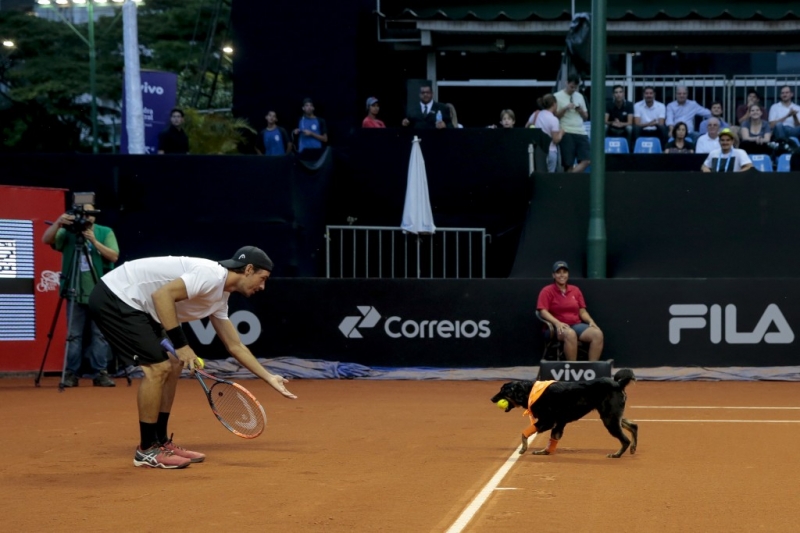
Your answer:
[554,90,587,135]
[695,134,721,154]
[101,256,230,324]
[532,109,561,152]
[768,102,800,127]
[633,100,666,129]
[703,148,752,172]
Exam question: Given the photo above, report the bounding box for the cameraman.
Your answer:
[42,202,120,387]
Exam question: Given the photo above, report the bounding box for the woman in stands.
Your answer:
[701,128,753,173]
[525,94,563,172]
[536,261,604,362]
[739,104,772,155]
[663,121,694,154]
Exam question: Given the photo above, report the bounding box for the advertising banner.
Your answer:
[184,279,800,369]
[0,186,68,372]
[120,70,178,154]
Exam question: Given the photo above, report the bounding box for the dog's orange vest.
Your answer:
[522,380,556,438]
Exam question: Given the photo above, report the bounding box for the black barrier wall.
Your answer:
[190,278,800,369]
[512,171,800,278]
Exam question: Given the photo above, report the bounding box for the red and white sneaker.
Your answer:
[161,434,206,463]
[133,445,191,469]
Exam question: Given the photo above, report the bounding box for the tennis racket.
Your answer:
[160,338,267,439]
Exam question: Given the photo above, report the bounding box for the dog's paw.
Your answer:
[519,436,528,454]
[607,452,622,458]
[630,444,637,455]
[531,449,550,456]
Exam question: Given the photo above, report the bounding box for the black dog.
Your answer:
[490,369,638,458]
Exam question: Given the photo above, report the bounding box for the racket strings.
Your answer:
[209,382,266,436]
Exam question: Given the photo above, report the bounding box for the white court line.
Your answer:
[444,432,537,533]
[633,406,800,410]
[446,412,800,531]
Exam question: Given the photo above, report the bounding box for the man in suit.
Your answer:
[402,83,451,129]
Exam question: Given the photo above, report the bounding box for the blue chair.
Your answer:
[750,154,773,172]
[604,137,629,154]
[790,136,800,148]
[777,154,792,172]
[634,137,662,154]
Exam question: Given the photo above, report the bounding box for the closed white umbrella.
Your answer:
[401,136,436,235]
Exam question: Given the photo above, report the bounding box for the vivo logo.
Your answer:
[188,310,261,345]
[550,364,596,381]
[668,304,794,344]
[141,82,165,95]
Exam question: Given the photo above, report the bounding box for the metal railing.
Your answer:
[605,75,727,110]
[326,226,488,279]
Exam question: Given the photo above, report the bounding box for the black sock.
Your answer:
[139,422,159,450]
[156,412,171,444]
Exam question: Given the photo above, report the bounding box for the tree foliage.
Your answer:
[0,0,234,152]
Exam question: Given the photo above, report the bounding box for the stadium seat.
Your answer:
[634,137,662,154]
[749,154,773,172]
[604,137,629,154]
[790,137,800,148]
[777,153,792,172]
[536,310,589,361]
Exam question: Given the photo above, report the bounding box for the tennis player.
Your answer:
[88,246,297,469]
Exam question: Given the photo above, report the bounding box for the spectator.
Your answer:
[736,90,767,125]
[527,94,562,172]
[698,102,730,135]
[536,260,604,362]
[157,108,189,154]
[666,85,712,140]
[663,121,694,154]
[362,97,386,128]
[633,86,667,145]
[768,85,800,146]
[489,109,515,129]
[402,83,451,129]
[701,128,753,173]
[446,103,464,128]
[554,74,590,173]
[695,117,722,154]
[42,201,119,387]
[255,110,292,155]
[293,97,328,160]
[740,104,772,155]
[604,84,633,146]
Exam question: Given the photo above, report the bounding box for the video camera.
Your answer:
[64,191,101,235]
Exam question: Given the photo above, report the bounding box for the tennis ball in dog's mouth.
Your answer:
[496,399,509,410]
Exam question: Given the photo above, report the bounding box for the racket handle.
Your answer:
[160,338,177,357]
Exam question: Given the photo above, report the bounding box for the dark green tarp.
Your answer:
[381,0,799,21]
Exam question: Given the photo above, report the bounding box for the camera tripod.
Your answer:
[34,233,131,390]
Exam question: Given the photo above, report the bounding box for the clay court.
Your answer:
[2,376,799,532]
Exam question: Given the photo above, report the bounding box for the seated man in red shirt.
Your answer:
[536,261,604,361]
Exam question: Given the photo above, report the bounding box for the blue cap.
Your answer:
[552,261,569,272]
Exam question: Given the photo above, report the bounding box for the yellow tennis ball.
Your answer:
[497,399,509,410]
[196,357,205,369]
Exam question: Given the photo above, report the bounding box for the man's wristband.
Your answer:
[166,326,189,350]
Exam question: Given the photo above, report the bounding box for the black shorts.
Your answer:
[560,132,591,167]
[88,281,169,367]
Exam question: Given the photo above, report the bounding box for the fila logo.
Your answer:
[238,254,246,259]
[668,304,794,344]
[339,306,381,338]
[550,364,596,381]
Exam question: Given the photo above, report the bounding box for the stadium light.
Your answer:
[222,45,233,55]
[2,40,14,48]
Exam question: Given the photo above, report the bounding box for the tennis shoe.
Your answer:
[133,444,191,469]
[161,434,205,463]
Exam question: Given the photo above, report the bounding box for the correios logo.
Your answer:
[669,304,794,344]
[339,306,491,340]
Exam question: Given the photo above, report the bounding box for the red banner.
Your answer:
[0,185,68,372]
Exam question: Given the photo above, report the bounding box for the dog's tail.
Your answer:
[614,368,636,389]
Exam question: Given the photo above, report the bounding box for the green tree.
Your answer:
[0,0,233,152]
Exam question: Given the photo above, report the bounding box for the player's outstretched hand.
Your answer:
[266,373,297,399]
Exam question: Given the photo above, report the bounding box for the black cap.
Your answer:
[219,246,274,272]
[302,97,313,105]
[552,261,569,272]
